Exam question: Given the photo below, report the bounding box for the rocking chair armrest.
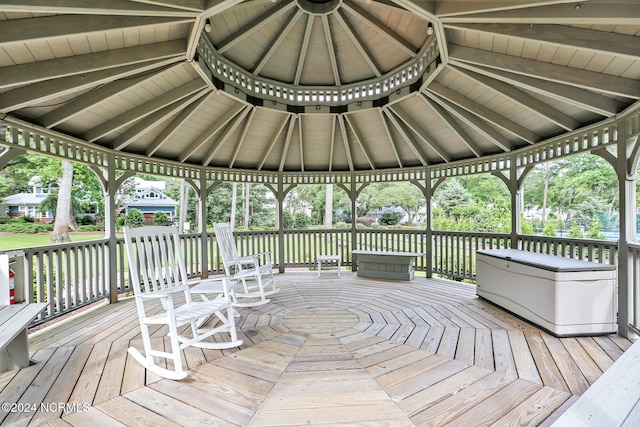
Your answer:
[237,251,272,264]
[137,285,189,299]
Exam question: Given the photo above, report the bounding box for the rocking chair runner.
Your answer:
[214,223,279,307]
[123,226,242,380]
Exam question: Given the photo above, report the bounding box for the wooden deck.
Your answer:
[0,272,634,426]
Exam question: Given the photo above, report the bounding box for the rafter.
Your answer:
[146,91,213,156]
[450,45,640,99]
[445,23,640,60]
[279,115,298,172]
[254,9,303,75]
[387,105,450,162]
[334,9,381,77]
[337,115,354,171]
[382,108,428,166]
[83,79,206,143]
[423,90,512,152]
[202,106,251,166]
[130,0,204,12]
[379,109,403,168]
[0,15,191,46]
[298,115,304,172]
[435,1,582,17]
[450,60,620,117]
[0,40,185,91]
[295,15,315,86]
[258,114,290,170]
[329,115,336,172]
[180,103,246,163]
[452,65,579,131]
[112,89,209,151]
[228,107,256,168]
[218,1,295,54]
[322,15,341,86]
[0,0,197,16]
[344,114,376,169]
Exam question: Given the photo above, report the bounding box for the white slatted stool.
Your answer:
[317,255,341,276]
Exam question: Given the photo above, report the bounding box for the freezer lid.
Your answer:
[476,249,615,272]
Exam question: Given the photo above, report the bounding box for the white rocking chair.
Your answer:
[214,223,279,307]
[123,226,242,380]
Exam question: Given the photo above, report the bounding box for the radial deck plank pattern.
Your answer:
[0,272,634,426]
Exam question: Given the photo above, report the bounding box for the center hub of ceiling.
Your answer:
[296,0,341,15]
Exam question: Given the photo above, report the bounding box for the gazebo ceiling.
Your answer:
[0,1,639,173]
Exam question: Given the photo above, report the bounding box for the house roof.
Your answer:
[0,1,638,174]
[4,193,48,206]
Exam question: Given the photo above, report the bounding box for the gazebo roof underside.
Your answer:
[1,0,639,177]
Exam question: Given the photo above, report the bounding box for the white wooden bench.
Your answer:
[317,255,341,276]
[352,250,423,280]
[0,303,48,371]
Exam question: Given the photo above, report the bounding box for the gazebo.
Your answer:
[1,1,640,424]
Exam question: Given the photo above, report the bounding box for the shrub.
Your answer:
[335,222,348,229]
[116,216,126,229]
[152,211,169,226]
[356,216,375,227]
[125,208,144,228]
[77,215,95,225]
[380,212,400,225]
[356,223,365,229]
[293,212,311,229]
[370,222,380,228]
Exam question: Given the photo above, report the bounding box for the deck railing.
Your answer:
[628,243,640,334]
[0,228,627,328]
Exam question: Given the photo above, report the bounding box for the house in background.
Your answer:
[124,177,178,225]
[3,176,54,222]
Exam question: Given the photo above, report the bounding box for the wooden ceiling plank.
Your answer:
[435,1,583,17]
[279,115,297,172]
[203,106,251,166]
[130,0,204,12]
[423,93,483,157]
[379,108,403,168]
[382,107,429,166]
[147,91,213,156]
[344,114,376,169]
[451,60,620,117]
[180,102,246,162]
[342,0,417,57]
[253,9,303,75]
[388,104,451,162]
[218,1,295,54]
[423,90,512,152]
[294,15,315,86]
[449,44,640,99]
[452,64,579,131]
[258,114,291,170]
[334,9,382,77]
[0,15,191,46]
[0,0,197,16]
[0,39,186,91]
[337,115,354,171]
[83,79,206,142]
[322,15,341,86]
[446,23,640,60]
[113,89,208,151]
[34,60,181,128]
[228,107,256,168]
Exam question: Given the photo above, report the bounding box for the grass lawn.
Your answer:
[0,232,106,251]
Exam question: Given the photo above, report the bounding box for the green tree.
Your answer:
[153,211,169,226]
[433,179,474,216]
[125,208,144,228]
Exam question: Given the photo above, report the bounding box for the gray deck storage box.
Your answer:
[476,249,616,337]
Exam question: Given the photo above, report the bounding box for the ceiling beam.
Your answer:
[440,2,640,24]
[344,115,376,169]
[382,108,429,166]
[342,0,416,57]
[253,9,303,75]
[279,115,298,172]
[0,59,178,114]
[0,39,186,91]
[294,15,315,86]
[450,60,621,117]
[422,94,483,157]
[202,106,251,166]
[217,1,295,54]
[379,109,403,167]
[83,79,206,142]
[435,1,582,17]
[0,0,197,16]
[334,9,382,77]
[337,115,354,171]
[0,15,191,46]
[445,23,640,60]
[452,65,579,131]
[298,115,305,172]
[322,15,341,86]
[258,114,290,170]
[228,108,255,168]
[388,104,451,162]
[113,89,209,151]
[130,0,204,12]
[180,102,246,162]
[449,44,640,99]
[423,90,512,152]
[329,115,336,171]
[146,91,213,156]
